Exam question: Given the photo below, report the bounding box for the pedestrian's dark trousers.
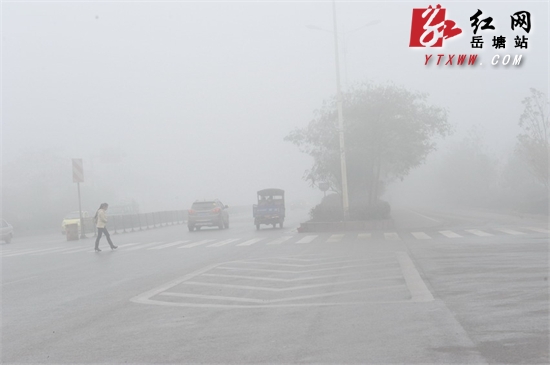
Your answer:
[95,228,114,249]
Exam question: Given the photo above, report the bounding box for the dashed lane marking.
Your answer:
[327,234,344,243]
[208,238,241,247]
[439,230,462,238]
[296,235,317,244]
[2,247,63,257]
[522,226,549,234]
[62,247,96,254]
[149,241,189,250]
[494,228,525,235]
[31,247,81,256]
[236,238,265,246]
[125,242,164,251]
[266,236,293,245]
[357,233,371,239]
[178,239,216,248]
[411,232,431,240]
[465,229,493,237]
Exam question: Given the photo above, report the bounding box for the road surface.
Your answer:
[1,207,548,363]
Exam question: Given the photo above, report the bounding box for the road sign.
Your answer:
[72,159,84,183]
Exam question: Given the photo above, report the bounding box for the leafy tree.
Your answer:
[516,88,549,189]
[436,128,499,207]
[286,82,451,215]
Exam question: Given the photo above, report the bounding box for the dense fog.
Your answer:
[2,1,548,232]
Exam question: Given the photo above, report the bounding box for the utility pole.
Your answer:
[332,0,350,219]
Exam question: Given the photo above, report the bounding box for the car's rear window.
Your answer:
[192,202,217,210]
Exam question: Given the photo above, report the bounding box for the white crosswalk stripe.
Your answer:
[296,235,318,244]
[522,226,549,234]
[439,230,462,238]
[179,239,216,248]
[208,239,241,247]
[62,247,96,254]
[148,241,189,250]
[357,233,371,239]
[465,229,493,237]
[236,238,265,246]
[384,232,400,240]
[411,232,431,240]
[125,242,164,251]
[3,247,63,257]
[494,228,525,235]
[266,236,293,245]
[32,247,81,255]
[327,234,344,243]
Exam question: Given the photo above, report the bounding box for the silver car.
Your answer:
[187,200,229,231]
[1,219,14,243]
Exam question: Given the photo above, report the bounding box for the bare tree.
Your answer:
[516,88,549,189]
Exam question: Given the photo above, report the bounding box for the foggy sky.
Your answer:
[3,1,548,211]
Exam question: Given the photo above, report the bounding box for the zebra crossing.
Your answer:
[1,226,547,258]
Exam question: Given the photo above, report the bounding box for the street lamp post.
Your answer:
[307,3,379,220]
[331,0,350,220]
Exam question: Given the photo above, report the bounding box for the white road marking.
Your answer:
[522,226,549,234]
[384,232,400,240]
[62,247,96,254]
[215,263,398,274]
[125,242,164,251]
[396,251,434,302]
[117,243,141,248]
[148,241,189,250]
[161,286,403,304]
[208,238,240,247]
[201,273,363,282]
[357,233,371,239]
[494,228,525,235]
[439,230,462,238]
[2,247,63,257]
[0,275,40,286]
[232,258,373,268]
[178,239,216,248]
[183,277,397,292]
[411,232,431,240]
[327,234,344,243]
[32,247,83,255]
[465,229,493,237]
[407,209,442,223]
[266,236,293,245]
[296,235,317,244]
[236,238,264,246]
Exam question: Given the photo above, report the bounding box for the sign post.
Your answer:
[72,159,86,239]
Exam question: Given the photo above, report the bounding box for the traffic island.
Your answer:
[297,219,394,232]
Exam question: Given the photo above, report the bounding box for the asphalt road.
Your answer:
[1,207,548,364]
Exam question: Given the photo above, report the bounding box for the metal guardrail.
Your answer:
[81,210,187,236]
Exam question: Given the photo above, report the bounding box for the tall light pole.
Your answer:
[331,0,350,219]
[307,3,379,220]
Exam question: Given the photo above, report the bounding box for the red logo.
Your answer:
[409,4,462,47]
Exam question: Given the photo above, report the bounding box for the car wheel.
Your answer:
[279,220,284,229]
[225,220,229,229]
[256,224,260,230]
[188,225,195,232]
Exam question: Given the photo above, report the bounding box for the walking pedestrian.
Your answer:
[94,203,117,252]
